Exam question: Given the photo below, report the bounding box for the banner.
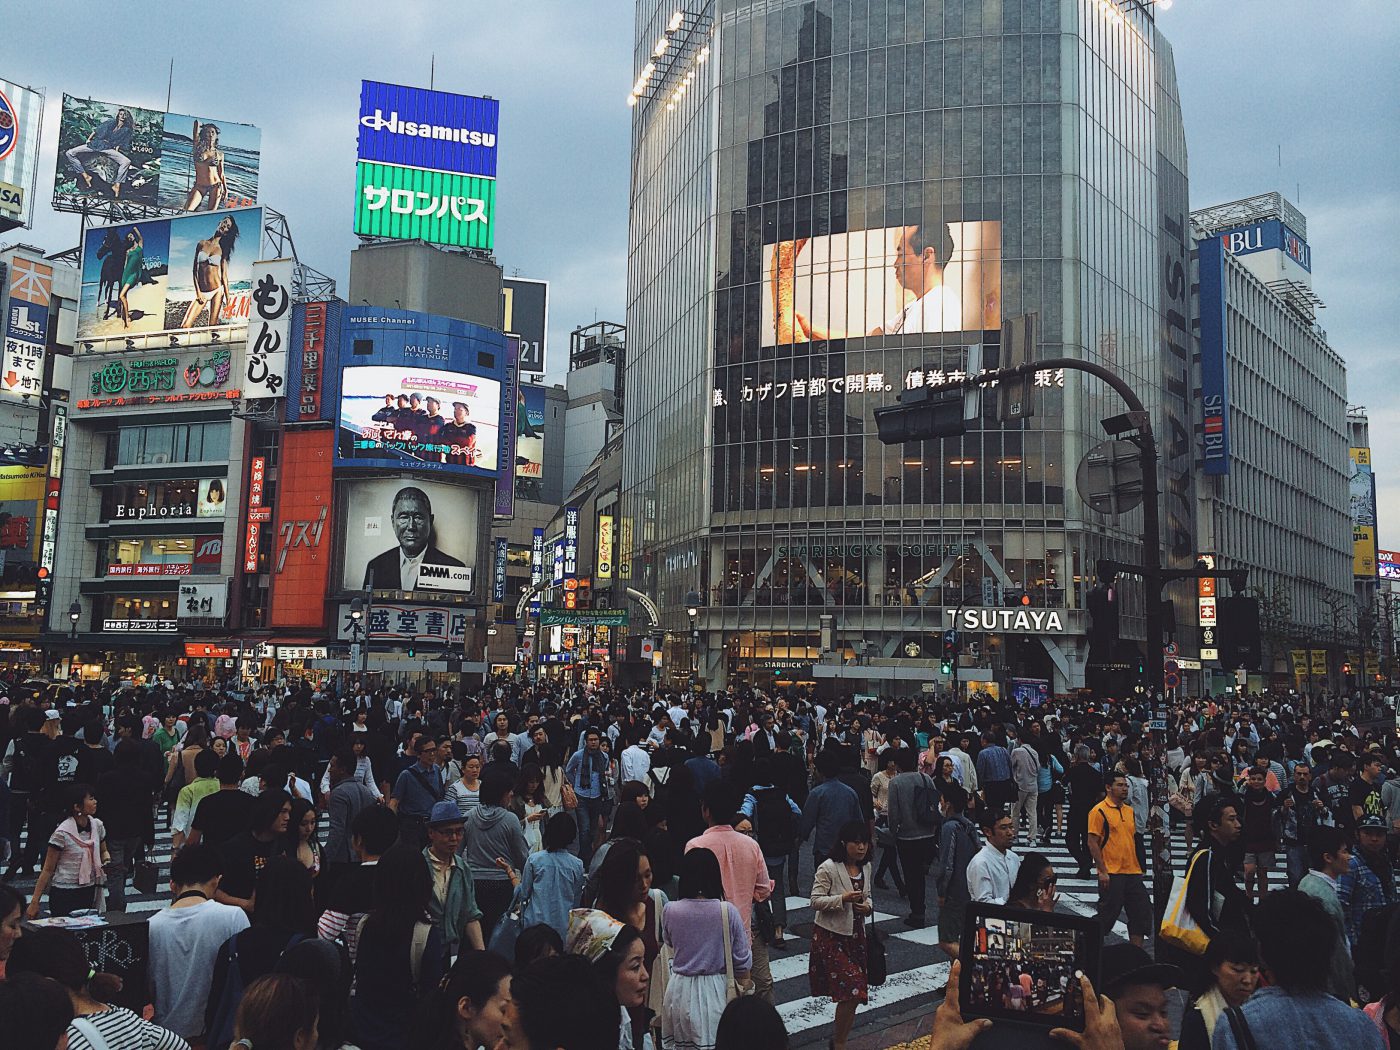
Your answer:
[1351,447,1378,577]
[2,254,51,400]
[0,78,44,232]
[1290,650,1308,676]
[515,385,546,499]
[245,259,293,399]
[492,538,508,603]
[1310,650,1327,676]
[54,95,260,212]
[597,514,614,581]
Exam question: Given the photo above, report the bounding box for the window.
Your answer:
[107,422,232,467]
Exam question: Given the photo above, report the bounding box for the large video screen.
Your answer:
[341,477,480,593]
[515,385,546,500]
[54,95,260,212]
[76,206,263,343]
[339,365,501,474]
[761,221,1001,347]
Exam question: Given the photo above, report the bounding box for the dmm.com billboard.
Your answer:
[353,81,498,250]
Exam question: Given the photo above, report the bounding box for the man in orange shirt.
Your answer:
[1088,771,1150,947]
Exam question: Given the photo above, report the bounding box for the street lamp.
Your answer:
[685,590,701,687]
[68,601,81,640]
[349,597,365,677]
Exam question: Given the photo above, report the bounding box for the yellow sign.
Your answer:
[1352,447,1378,578]
[1310,650,1328,675]
[596,514,614,581]
[1290,650,1308,675]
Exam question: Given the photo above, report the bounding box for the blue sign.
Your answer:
[333,307,508,480]
[1199,237,1231,476]
[358,81,499,179]
[540,652,574,664]
[1217,218,1311,273]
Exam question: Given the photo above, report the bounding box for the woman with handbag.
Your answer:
[511,812,586,940]
[659,848,751,1050]
[809,820,875,1050]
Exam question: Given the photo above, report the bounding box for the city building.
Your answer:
[1190,193,1355,694]
[622,0,1198,693]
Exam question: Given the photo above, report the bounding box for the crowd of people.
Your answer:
[0,673,1395,1050]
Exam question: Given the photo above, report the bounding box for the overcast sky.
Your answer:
[6,2,1398,541]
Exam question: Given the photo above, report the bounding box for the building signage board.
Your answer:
[39,404,65,580]
[1217,218,1311,273]
[357,81,499,177]
[618,516,633,580]
[185,643,232,658]
[76,206,264,347]
[942,607,1067,633]
[540,607,629,627]
[277,646,327,661]
[494,338,517,517]
[245,259,293,400]
[492,537,508,603]
[3,254,51,400]
[502,278,547,374]
[353,162,495,250]
[54,95,260,212]
[335,601,468,645]
[596,514,614,581]
[552,540,564,584]
[1352,447,1378,578]
[103,618,177,633]
[77,346,239,410]
[340,477,479,593]
[0,78,44,232]
[515,384,546,499]
[564,507,579,579]
[1198,237,1231,475]
[530,528,544,615]
[178,580,228,620]
[297,301,327,420]
[1378,549,1400,581]
[244,455,266,573]
[269,431,334,627]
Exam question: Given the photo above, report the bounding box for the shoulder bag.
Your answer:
[488,879,531,959]
[719,899,751,1002]
[1223,1005,1259,1050]
[1159,849,1211,955]
[646,888,673,1016]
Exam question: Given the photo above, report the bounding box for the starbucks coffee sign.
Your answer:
[944,607,1067,633]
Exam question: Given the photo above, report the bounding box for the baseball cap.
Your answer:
[1099,943,1182,997]
[427,800,465,827]
[1359,814,1387,831]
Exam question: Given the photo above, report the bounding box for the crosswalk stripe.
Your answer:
[778,961,952,1035]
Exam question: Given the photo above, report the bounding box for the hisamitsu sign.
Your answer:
[357,81,499,178]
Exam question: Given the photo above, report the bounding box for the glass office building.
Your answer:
[623,0,1197,692]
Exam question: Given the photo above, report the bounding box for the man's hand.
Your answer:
[929,960,994,1050]
[1050,974,1125,1050]
[1097,869,1110,888]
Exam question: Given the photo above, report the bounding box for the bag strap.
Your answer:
[409,920,431,993]
[651,889,664,940]
[1224,1005,1259,1050]
[410,767,444,801]
[720,899,734,987]
[71,1016,114,1050]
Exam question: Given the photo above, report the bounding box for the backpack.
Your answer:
[206,929,306,1050]
[752,785,796,858]
[913,774,942,832]
[645,765,671,811]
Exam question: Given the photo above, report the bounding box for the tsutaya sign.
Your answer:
[944,607,1067,633]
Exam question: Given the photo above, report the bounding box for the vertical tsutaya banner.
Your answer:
[298,301,326,420]
[618,517,633,580]
[596,514,614,581]
[1198,237,1230,475]
[245,455,267,573]
[1351,447,1378,578]
[245,259,293,399]
[2,254,52,400]
[53,95,261,212]
[0,78,44,232]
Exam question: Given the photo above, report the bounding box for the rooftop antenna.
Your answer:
[430,55,436,90]
[166,58,174,111]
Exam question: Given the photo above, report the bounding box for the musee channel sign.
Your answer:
[540,607,629,627]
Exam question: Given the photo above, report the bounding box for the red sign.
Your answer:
[107,564,192,577]
[299,302,326,420]
[268,430,334,628]
[77,390,243,410]
[184,643,233,658]
[244,455,266,573]
[249,507,272,523]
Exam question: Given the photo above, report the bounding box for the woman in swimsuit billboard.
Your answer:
[180,214,240,329]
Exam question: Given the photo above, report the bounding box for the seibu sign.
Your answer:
[943,607,1067,634]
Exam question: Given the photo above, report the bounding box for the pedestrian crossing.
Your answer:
[12,817,1200,1040]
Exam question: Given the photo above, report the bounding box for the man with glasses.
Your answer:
[423,800,484,962]
[363,486,465,590]
[390,733,445,848]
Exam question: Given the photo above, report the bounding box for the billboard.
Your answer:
[0,465,43,585]
[3,254,52,401]
[335,307,507,479]
[75,344,242,411]
[357,81,499,178]
[54,95,260,211]
[1352,447,1378,578]
[353,162,495,249]
[0,78,44,231]
[1379,550,1400,581]
[503,278,547,373]
[335,600,469,646]
[1218,218,1311,273]
[515,385,546,500]
[269,430,334,628]
[1198,237,1231,475]
[76,206,263,343]
[760,221,1001,347]
[245,259,293,400]
[177,580,228,621]
[340,477,481,592]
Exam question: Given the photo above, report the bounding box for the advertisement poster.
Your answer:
[353,161,494,250]
[197,479,227,518]
[514,385,546,500]
[760,221,1001,347]
[503,278,547,373]
[245,259,293,400]
[54,95,260,211]
[1351,447,1378,578]
[77,206,263,342]
[0,464,43,586]
[357,80,499,177]
[0,77,45,231]
[333,307,508,480]
[341,477,480,592]
[2,254,52,401]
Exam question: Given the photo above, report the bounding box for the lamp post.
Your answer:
[685,590,700,689]
[68,601,80,640]
[349,596,365,680]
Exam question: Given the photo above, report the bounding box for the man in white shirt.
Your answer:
[965,808,1021,904]
[148,842,250,1042]
[946,732,979,798]
[619,726,652,786]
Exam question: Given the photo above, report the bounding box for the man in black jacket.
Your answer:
[97,738,157,911]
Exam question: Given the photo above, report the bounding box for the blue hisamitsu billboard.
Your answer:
[357,81,499,179]
[334,307,509,481]
[1198,237,1231,476]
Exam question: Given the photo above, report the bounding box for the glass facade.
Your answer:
[624,0,1191,690]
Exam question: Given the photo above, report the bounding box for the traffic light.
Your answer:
[1218,595,1261,670]
[940,628,959,676]
[997,312,1038,422]
[941,659,953,675]
[1086,582,1119,649]
[875,387,967,444]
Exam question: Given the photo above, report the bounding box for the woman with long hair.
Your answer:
[286,797,321,876]
[117,227,143,328]
[0,883,23,963]
[412,949,512,1050]
[180,214,240,330]
[808,820,874,1050]
[350,845,443,1050]
[658,848,751,1050]
[521,724,565,811]
[27,784,107,918]
[230,974,320,1050]
[182,121,227,212]
[512,763,550,853]
[1006,852,1058,912]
